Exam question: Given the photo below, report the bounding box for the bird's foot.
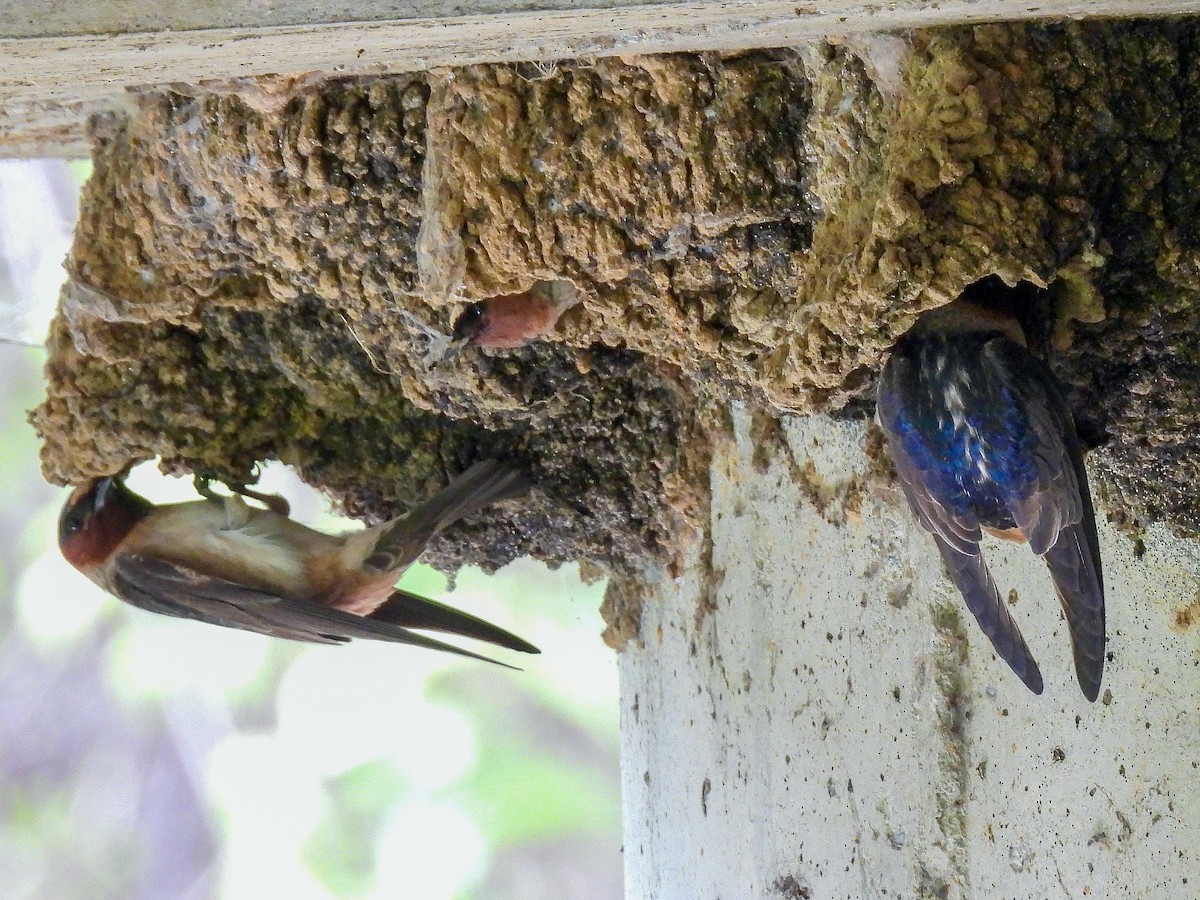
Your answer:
[193,468,291,517]
[192,472,222,503]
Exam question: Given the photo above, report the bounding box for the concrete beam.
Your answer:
[5,0,1200,155]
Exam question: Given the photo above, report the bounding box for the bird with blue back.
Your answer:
[876,280,1105,700]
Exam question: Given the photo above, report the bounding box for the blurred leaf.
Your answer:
[0,160,622,899]
[397,562,450,600]
[66,160,93,186]
[304,760,407,896]
[452,741,621,849]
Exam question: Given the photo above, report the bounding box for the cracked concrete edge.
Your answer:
[416,69,468,303]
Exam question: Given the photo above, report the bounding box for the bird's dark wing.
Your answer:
[982,340,1105,701]
[371,588,539,654]
[932,536,1044,695]
[878,350,1043,694]
[1042,522,1105,700]
[111,553,522,667]
[363,459,531,574]
[877,353,983,553]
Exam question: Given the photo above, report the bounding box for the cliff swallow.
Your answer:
[451,281,579,349]
[876,291,1104,699]
[58,459,539,665]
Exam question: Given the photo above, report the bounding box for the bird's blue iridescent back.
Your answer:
[880,330,1040,531]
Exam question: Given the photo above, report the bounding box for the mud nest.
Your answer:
[31,21,1200,608]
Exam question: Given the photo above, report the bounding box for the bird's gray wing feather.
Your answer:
[371,588,539,654]
[932,536,1044,695]
[363,459,531,574]
[112,553,519,667]
[982,340,1105,701]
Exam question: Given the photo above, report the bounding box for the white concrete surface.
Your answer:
[621,406,1200,899]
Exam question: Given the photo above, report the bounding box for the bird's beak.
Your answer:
[91,476,114,512]
[450,302,487,345]
[66,476,113,514]
[437,304,487,365]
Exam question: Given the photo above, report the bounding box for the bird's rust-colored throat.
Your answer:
[59,480,150,569]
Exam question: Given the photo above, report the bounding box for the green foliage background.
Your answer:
[0,161,621,899]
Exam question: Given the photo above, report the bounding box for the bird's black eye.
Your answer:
[58,503,89,545]
[58,478,112,546]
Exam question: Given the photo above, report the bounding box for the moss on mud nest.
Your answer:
[31,21,1200,591]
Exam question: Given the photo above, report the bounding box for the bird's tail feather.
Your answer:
[934,536,1044,695]
[1043,521,1105,702]
[371,587,539,654]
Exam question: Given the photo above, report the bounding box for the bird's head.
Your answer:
[450,301,489,345]
[58,476,152,570]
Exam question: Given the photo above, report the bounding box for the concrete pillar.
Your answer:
[621,407,1200,898]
